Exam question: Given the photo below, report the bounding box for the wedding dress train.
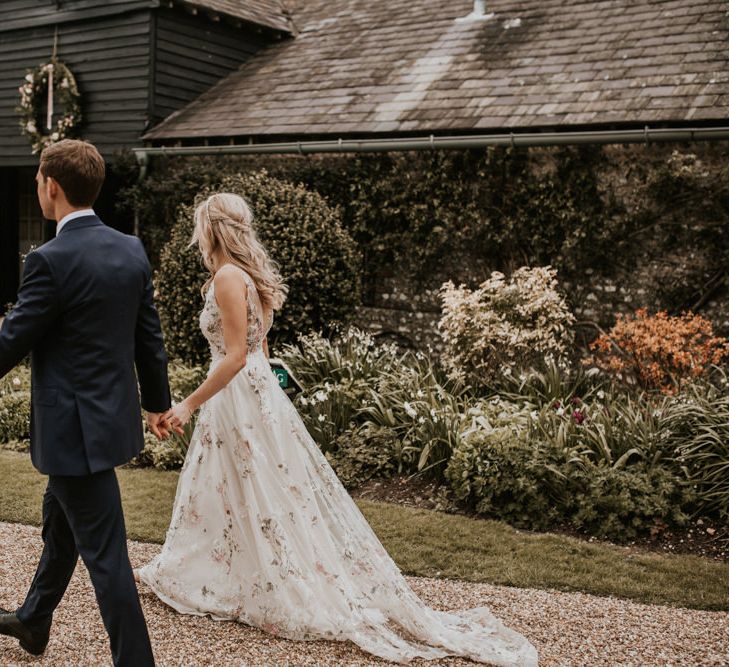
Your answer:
[137,270,538,666]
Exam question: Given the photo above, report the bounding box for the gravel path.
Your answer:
[0,521,727,666]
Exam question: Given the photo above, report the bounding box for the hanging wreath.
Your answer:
[17,59,81,154]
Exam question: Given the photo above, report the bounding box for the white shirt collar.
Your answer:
[57,209,96,235]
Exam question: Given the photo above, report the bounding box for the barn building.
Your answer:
[1,0,728,310]
[0,0,291,307]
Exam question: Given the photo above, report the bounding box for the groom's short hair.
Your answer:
[39,139,106,207]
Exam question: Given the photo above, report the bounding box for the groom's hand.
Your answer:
[146,411,170,440]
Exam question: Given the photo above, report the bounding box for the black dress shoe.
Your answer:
[0,608,49,656]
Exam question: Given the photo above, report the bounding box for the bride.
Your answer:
[135,192,539,666]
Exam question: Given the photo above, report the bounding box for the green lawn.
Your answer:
[1,450,727,611]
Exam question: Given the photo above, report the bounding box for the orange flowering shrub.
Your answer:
[584,308,729,394]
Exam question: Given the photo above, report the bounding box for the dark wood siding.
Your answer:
[0,9,152,166]
[151,8,269,126]
[0,169,20,308]
[0,1,155,30]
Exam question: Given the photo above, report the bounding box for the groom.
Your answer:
[0,139,171,665]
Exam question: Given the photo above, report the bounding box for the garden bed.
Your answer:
[351,475,729,562]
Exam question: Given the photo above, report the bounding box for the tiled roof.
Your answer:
[177,0,292,33]
[145,0,729,140]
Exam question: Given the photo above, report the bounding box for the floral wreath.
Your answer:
[17,59,81,154]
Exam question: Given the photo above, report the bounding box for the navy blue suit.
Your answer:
[0,215,170,666]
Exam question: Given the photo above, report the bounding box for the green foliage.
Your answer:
[292,376,372,453]
[0,366,31,444]
[155,170,361,364]
[664,370,729,520]
[279,327,403,388]
[282,328,469,477]
[446,409,693,541]
[493,356,601,404]
[117,146,626,297]
[615,148,729,309]
[568,463,693,540]
[325,424,399,489]
[446,435,569,532]
[359,353,469,478]
[0,391,31,443]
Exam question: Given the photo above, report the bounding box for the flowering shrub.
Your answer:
[280,327,402,388]
[283,327,469,476]
[360,354,468,477]
[280,328,405,452]
[438,266,575,388]
[293,377,372,453]
[584,308,729,394]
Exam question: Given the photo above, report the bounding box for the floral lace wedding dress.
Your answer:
[137,270,538,666]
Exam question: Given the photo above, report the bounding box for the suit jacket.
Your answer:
[0,215,171,475]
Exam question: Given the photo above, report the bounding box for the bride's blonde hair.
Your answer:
[190,192,288,310]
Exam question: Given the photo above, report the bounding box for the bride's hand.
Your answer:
[163,400,194,435]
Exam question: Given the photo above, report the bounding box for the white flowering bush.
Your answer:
[438,266,575,388]
[281,327,470,476]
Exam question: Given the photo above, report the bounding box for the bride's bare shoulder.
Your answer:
[213,264,248,298]
[214,264,248,285]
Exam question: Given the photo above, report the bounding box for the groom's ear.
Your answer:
[45,175,59,198]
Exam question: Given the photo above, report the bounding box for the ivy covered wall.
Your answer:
[115,142,729,350]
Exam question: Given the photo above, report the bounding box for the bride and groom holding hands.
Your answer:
[0,139,538,666]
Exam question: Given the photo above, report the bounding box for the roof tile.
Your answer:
[146,0,729,140]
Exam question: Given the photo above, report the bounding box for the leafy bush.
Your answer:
[293,376,372,453]
[532,392,678,470]
[282,327,470,477]
[0,366,31,444]
[445,412,569,531]
[664,370,729,519]
[360,353,469,478]
[325,424,400,489]
[438,266,575,388]
[0,391,31,444]
[156,170,361,365]
[584,308,729,394]
[446,400,693,541]
[568,463,693,540]
[493,356,602,405]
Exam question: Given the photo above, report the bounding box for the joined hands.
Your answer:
[146,400,195,440]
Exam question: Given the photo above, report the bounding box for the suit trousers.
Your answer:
[15,468,155,666]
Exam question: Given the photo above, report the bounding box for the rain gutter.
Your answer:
[132,125,729,181]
